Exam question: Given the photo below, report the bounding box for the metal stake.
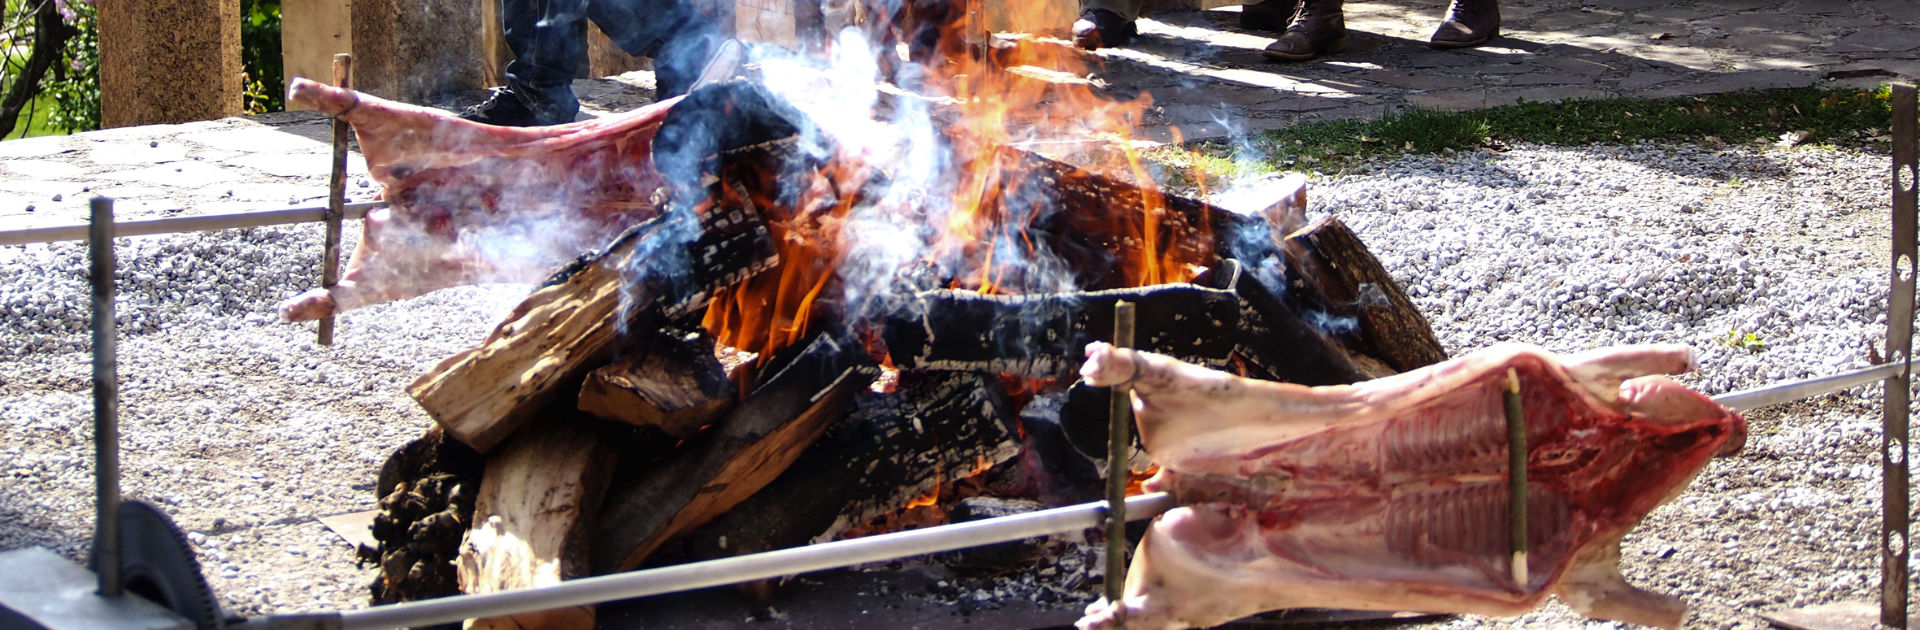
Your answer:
[1503,368,1527,588]
[1884,82,1915,630]
[1106,301,1137,614]
[89,197,121,598]
[319,53,353,346]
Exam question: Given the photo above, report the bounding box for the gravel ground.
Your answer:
[2,139,1915,627]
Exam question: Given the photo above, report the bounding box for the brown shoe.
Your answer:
[1072,8,1137,50]
[1430,0,1499,48]
[1239,0,1296,32]
[1262,0,1345,62]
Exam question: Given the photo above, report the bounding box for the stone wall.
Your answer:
[350,0,490,102]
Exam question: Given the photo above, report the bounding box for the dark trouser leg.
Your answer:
[501,0,585,121]
[588,0,720,99]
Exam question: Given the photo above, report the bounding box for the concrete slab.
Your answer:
[0,547,192,630]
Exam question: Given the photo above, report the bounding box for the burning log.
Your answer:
[1225,259,1377,385]
[879,281,1241,378]
[1283,216,1448,372]
[576,329,744,438]
[591,333,878,573]
[407,207,778,453]
[654,371,1021,566]
[457,418,616,630]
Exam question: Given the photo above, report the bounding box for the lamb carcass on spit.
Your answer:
[1076,342,1745,629]
[278,78,674,322]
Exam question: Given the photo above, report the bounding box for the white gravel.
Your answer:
[2,139,1915,626]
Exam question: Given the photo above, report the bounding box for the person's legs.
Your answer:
[1073,0,1142,49]
[587,0,721,99]
[466,0,587,125]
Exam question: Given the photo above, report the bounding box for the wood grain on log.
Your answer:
[408,207,777,452]
[591,333,875,573]
[1283,216,1448,372]
[457,419,616,630]
[577,330,738,438]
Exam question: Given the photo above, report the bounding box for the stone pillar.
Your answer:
[280,0,354,110]
[98,0,243,127]
[351,0,489,103]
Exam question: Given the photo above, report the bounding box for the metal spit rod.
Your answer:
[228,359,1907,630]
[245,493,1179,630]
[0,201,385,247]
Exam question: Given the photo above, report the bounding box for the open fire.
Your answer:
[293,4,1448,627]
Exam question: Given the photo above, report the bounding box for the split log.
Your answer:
[457,418,616,630]
[1215,258,1373,386]
[880,279,1241,379]
[591,333,877,573]
[408,206,778,452]
[1282,216,1448,372]
[577,329,740,438]
[653,371,1021,566]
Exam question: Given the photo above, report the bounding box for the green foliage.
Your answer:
[1716,329,1767,354]
[41,0,98,133]
[241,0,283,114]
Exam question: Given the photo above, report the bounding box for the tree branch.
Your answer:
[0,0,76,139]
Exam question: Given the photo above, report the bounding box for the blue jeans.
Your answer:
[500,0,722,112]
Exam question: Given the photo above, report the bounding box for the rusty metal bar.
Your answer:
[1503,368,1527,588]
[0,201,384,246]
[1105,301,1137,611]
[1886,82,1915,630]
[319,53,353,346]
[88,197,121,597]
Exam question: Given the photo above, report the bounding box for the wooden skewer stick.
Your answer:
[319,53,353,346]
[1105,301,1138,616]
[1504,367,1529,587]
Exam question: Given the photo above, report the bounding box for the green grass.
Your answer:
[1153,85,1899,188]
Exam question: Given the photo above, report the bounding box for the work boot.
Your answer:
[458,86,579,127]
[1072,8,1137,50]
[1429,0,1499,48]
[1262,0,1345,62]
[1239,0,1296,32]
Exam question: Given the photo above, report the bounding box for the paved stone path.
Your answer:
[2,0,1916,231]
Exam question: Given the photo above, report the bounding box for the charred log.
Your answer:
[591,332,877,573]
[1223,258,1375,386]
[458,418,617,630]
[1283,216,1448,372]
[654,370,1020,566]
[577,329,739,437]
[879,281,1240,379]
[409,205,778,453]
[363,427,484,606]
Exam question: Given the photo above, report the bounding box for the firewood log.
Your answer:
[1283,216,1448,372]
[576,329,741,438]
[456,418,616,630]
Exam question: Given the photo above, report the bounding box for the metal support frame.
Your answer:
[0,201,383,247]
[1885,82,1915,630]
[89,197,121,598]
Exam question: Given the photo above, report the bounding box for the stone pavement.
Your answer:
[2,0,1917,232]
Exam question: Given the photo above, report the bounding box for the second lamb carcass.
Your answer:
[1076,342,1745,630]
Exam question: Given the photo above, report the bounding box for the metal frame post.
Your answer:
[1886,82,1916,630]
[89,197,121,597]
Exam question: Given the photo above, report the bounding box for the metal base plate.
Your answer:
[0,547,190,630]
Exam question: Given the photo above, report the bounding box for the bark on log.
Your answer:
[653,371,1021,566]
[365,427,485,605]
[577,330,738,438]
[1283,216,1448,372]
[457,419,616,630]
[591,333,876,573]
[408,207,777,453]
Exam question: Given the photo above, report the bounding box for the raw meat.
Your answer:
[278,78,676,321]
[1075,342,1744,630]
